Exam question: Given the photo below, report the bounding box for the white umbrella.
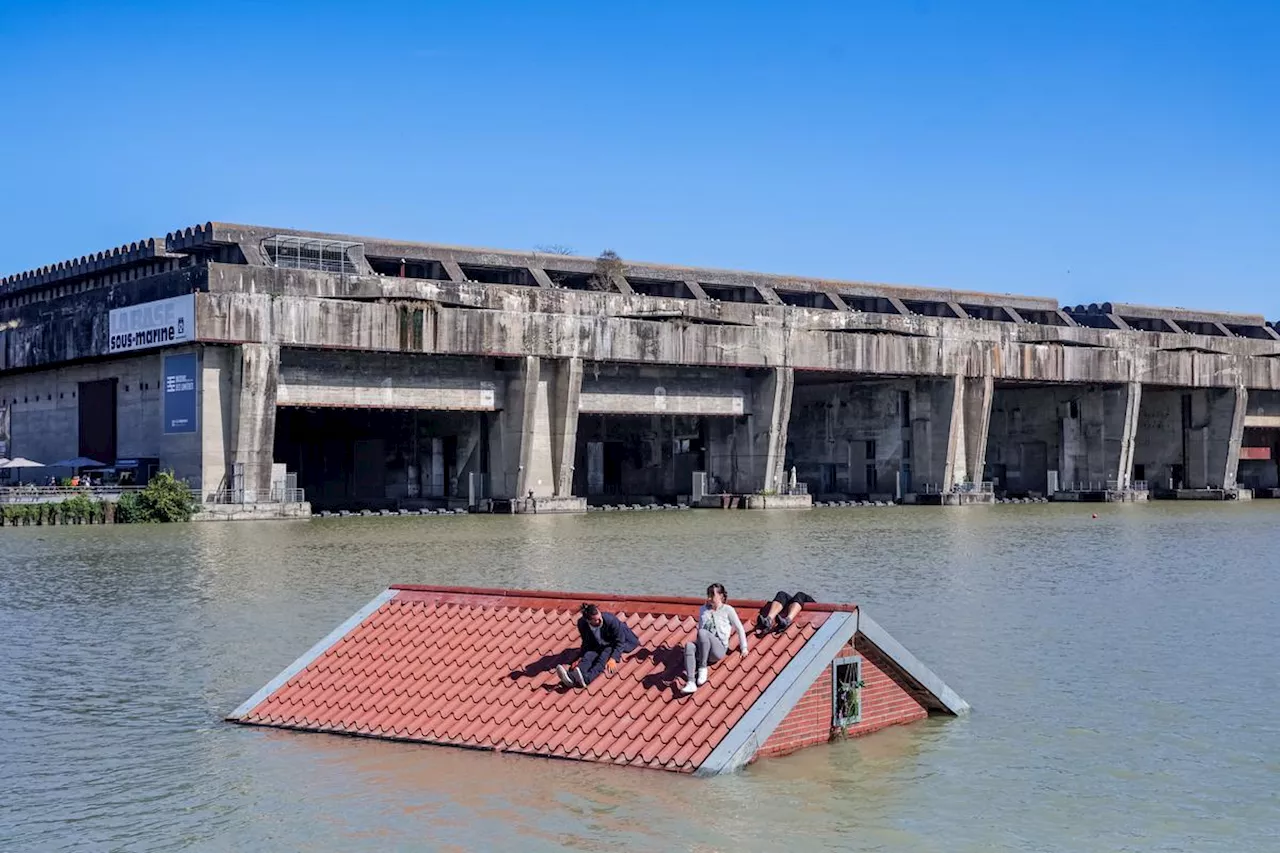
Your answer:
[0,457,45,469]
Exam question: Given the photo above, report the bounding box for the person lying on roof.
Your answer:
[755,590,815,635]
[556,603,640,690]
[680,583,748,695]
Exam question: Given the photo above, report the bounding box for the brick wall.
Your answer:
[756,635,930,759]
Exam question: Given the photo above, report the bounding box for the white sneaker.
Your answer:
[696,667,709,686]
[554,664,574,688]
[679,679,698,695]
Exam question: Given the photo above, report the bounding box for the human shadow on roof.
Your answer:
[508,648,579,681]
[638,645,686,694]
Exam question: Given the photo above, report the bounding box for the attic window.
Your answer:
[832,655,864,728]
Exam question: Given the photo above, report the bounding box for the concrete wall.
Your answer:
[0,268,204,371]
[1136,387,1246,490]
[788,378,962,498]
[579,363,750,417]
[985,384,1137,494]
[277,350,505,411]
[195,270,1280,391]
[0,350,203,486]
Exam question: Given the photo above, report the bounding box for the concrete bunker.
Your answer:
[271,351,508,511]
[275,407,491,511]
[576,364,790,503]
[1133,386,1246,496]
[786,373,991,503]
[984,381,1139,499]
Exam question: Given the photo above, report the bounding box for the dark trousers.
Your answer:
[578,648,615,685]
[771,590,815,610]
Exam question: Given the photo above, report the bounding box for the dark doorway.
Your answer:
[78,379,118,463]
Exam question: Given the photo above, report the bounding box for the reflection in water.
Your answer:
[1,503,1278,851]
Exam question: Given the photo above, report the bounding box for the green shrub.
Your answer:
[115,491,143,523]
[61,494,96,524]
[114,471,198,523]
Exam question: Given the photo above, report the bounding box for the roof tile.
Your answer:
[235,587,829,773]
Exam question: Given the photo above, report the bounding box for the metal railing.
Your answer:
[919,481,994,495]
[0,485,191,504]
[209,486,306,505]
[778,482,809,496]
[1061,480,1148,492]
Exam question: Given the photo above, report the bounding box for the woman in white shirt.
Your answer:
[680,583,748,695]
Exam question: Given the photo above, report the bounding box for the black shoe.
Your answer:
[756,614,774,634]
[774,615,792,634]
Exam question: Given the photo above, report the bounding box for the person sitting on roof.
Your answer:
[755,590,816,635]
[556,603,640,690]
[680,583,748,695]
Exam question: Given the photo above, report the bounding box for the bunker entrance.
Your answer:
[1239,428,1279,491]
[274,407,490,511]
[574,414,732,504]
[985,383,1067,497]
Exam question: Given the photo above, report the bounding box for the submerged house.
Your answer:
[228,585,968,775]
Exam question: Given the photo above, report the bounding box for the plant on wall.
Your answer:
[831,660,866,741]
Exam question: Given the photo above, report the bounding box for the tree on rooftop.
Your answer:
[591,249,623,292]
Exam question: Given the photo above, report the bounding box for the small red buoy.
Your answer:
[1091,513,1098,519]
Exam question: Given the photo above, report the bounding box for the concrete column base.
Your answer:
[1161,488,1252,501]
[192,502,312,521]
[1052,489,1149,503]
[905,492,996,506]
[695,494,813,509]
[494,495,587,514]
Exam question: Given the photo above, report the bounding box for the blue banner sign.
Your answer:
[163,353,199,434]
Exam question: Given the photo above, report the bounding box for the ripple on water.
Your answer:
[1,505,1278,851]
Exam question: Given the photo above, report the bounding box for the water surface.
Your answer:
[2,504,1277,851]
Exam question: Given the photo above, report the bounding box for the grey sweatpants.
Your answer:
[685,628,727,681]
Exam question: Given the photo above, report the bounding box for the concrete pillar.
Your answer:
[496,356,582,499]
[912,377,958,491]
[549,357,582,497]
[907,375,994,494]
[741,367,793,492]
[229,343,279,500]
[1191,386,1247,489]
[1116,382,1142,489]
[961,374,994,485]
[200,346,234,501]
[1057,383,1139,489]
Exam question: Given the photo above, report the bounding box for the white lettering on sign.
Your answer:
[107,295,195,354]
[165,373,196,394]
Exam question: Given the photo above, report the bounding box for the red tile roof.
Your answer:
[230,585,850,773]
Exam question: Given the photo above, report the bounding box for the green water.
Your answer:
[1,503,1277,851]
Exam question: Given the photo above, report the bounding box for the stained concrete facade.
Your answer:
[3,221,1279,508]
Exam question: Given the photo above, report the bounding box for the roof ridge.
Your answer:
[389,584,857,614]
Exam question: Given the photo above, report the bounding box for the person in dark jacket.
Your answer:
[556,603,640,689]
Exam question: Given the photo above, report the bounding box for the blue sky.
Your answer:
[1,1,1276,316]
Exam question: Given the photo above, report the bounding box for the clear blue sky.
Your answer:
[1,1,1276,316]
